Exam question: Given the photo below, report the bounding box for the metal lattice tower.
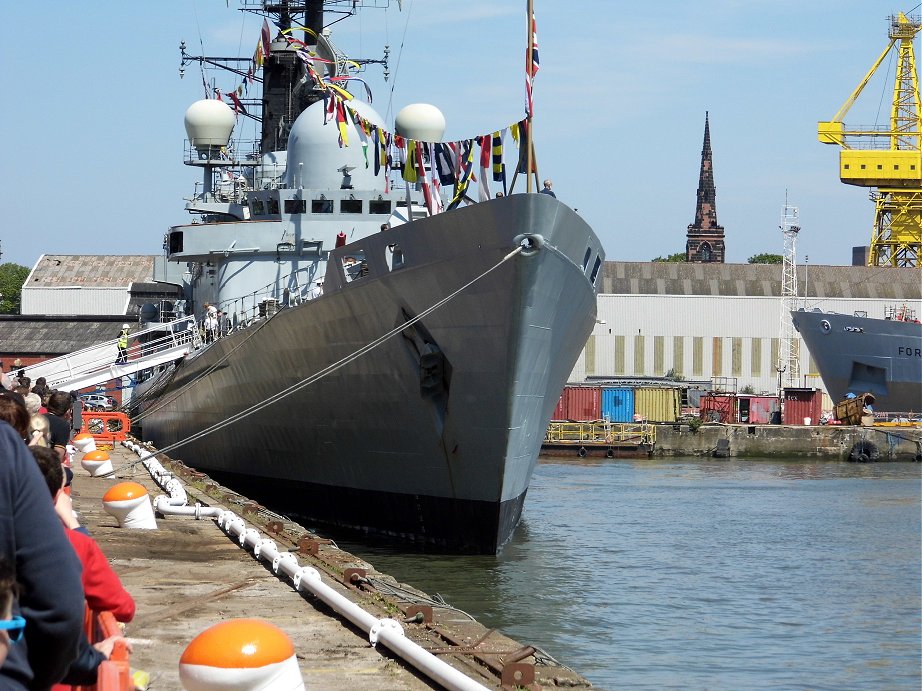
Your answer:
[778,203,801,386]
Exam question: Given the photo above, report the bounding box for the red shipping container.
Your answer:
[738,395,779,424]
[700,395,736,423]
[551,393,566,420]
[782,388,823,425]
[562,386,602,421]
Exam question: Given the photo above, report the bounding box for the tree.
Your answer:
[652,252,686,263]
[748,253,783,264]
[0,263,30,314]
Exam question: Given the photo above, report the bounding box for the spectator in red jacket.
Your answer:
[29,447,135,622]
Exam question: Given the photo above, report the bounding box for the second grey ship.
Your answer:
[134,1,604,552]
[792,306,922,413]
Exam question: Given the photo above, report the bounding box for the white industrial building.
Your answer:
[568,262,922,397]
[21,255,156,316]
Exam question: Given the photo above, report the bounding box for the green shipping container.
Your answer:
[634,388,680,422]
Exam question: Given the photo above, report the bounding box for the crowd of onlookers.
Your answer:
[0,358,136,689]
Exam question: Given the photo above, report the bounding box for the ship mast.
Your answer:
[258,1,325,154]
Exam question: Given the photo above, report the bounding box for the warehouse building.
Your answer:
[568,262,922,398]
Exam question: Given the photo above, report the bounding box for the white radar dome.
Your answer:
[184,99,236,151]
[395,103,446,142]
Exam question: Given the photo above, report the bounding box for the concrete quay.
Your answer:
[71,442,592,690]
[654,423,922,460]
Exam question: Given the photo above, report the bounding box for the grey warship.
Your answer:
[792,306,922,413]
[135,1,604,553]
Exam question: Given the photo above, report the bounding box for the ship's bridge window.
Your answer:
[340,199,363,214]
[268,198,280,215]
[369,199,392,215]
[284,199,306,214]
[590,256,602,285]
[251,199,266,215]
[169,231,183,254]
[312,199,334,214]
[582,247,592,270]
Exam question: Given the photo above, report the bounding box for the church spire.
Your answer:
[686,111,726,263]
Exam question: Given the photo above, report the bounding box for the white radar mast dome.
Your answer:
[184,99,236,153]
[395,103,446,142]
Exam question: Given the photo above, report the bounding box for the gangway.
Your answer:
[24,316,202,394]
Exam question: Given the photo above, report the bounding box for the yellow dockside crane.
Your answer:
[818,12,922,267]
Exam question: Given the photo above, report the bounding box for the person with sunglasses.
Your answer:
[0,421,84,689]
[0,555,25,666]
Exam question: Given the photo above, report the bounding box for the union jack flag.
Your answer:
[525,13,540,117]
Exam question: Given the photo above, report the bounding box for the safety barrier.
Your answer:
[67,608,131,691]
[81,413,131,444]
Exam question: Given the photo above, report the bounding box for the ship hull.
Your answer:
[792,309,922,413]
[139,194,601,552]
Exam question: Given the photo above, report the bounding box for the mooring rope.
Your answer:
[123,244,525,471]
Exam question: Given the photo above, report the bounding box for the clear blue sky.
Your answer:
[0,0,914,270]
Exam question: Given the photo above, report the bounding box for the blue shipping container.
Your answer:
[602,387,635,422]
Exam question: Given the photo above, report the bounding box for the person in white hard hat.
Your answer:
[116,324,130,364]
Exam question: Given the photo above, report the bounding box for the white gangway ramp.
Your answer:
[25,316,202,392]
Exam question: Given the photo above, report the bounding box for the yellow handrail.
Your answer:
[544,421,656,445]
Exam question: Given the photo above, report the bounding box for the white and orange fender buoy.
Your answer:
[81,449,113,477]
[102,482,157,529]
[73,432,97,453]
[179,618,304,690]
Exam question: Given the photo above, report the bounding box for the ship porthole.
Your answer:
[820,319,831,333]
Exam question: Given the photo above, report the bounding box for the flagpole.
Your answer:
[526,0,535,193]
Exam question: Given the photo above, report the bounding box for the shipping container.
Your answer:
[737,395,778,424]
[562,386,602,421]
[551,393,566,421]
[783,388,823,425]
[634,387,680,422]
[601,387,634,422]
[700,395,736,423]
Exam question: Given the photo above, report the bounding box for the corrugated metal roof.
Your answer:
[25,255,155,288]
[0,316,130,356]
[600,262,922,299]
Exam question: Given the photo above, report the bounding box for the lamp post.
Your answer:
[775,363,786,424]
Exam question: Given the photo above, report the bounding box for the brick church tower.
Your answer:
[686,112,725,263]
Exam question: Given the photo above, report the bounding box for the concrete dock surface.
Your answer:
[71,441,592,690]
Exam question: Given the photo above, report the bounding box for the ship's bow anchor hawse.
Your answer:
[135,1,604,553]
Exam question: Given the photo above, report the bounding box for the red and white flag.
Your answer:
[525,13,540,117]
[261,19,273,61]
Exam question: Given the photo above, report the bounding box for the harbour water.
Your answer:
[344,457,922,690]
